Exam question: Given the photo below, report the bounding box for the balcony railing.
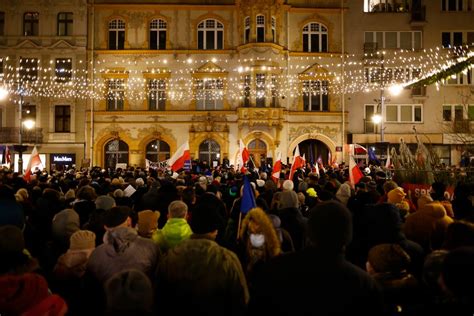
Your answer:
[0,127,43,144]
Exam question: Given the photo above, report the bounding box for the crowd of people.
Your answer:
[1,162,474,315]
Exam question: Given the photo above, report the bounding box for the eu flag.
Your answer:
[368,147,380,164]
[240,175,256,214]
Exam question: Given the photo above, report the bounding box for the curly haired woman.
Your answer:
[238,208,281,284]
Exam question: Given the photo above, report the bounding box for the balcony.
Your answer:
[237,107,284,129]
[0,127,43,144]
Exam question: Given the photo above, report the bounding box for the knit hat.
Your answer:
[64,189,75,201]
[69,230,96,250]
[368,243,411,273]
[0,273,49,315]
[279,190,299,209]
[387,187,406,204]
[256,179,265,188]
[306,187,318,198]
[137,210,160,237]
[417,194,433,210]
[105,269,153,314]
[51,209,80,242]
[111,178,121,186]
[103,206,131,228]
[282,180,294,191]
[22,294,68,316]
[95,195,116,211]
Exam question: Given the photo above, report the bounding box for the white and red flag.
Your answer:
[24,146,43,181]
[236,139,250,173]
[289,146,304,181]
[272,151,282,183]
[349,155,364,188]
[169,141,191,172]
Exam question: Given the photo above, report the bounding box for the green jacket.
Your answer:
[152,218,193,251]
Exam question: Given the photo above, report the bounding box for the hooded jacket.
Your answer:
[403,201,453,251]
[152,218,192,251]
[87,226,160,283]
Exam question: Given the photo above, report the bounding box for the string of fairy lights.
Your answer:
[0,45,472,103]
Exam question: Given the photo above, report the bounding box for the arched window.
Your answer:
[256,15,265,42]
[104,139,129,169]
[199,139,221,164]
[303,80,329,111]
[197,19,224,49]
[109,19,125,50]
[150,19,166,50]
[146,139,170,162]
[244,16,250,44]
[302,22,328,52]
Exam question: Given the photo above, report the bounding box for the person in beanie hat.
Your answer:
[95,195,116,211]
[137,210,160,238]
[54,230,96,279]
[0,273,50,315]
[250,201,384,316]
[105,269,153,316]
[87,206,160,283]
[0,225,39,275]
[51,209,80,249]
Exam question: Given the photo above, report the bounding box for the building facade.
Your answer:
[0,0,88,171]
[0,0,473,170]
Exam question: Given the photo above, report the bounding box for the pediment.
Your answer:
[49,40,76,49]
[301,63,329,76]
[196,61,225,73]
[15,39,41,49]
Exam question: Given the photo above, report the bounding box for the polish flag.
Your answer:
[236,139,250,173]
[351,143,367,156]
[24,146,44,181]
[349,155,364,188]
[169,141,191,172]
[385,154,392,169]
[289,146,304,181]
[271,151,282,183]
[5,146,11,164]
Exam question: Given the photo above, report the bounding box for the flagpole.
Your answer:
[236,211,242,241]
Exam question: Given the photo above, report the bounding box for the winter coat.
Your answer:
[403,201,454,251]
[152,218,193,251]
[87,227,160,283]
[54,249,93,279]
[249,248,384,316]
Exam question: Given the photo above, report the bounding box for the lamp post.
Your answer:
[18,82,24,174]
